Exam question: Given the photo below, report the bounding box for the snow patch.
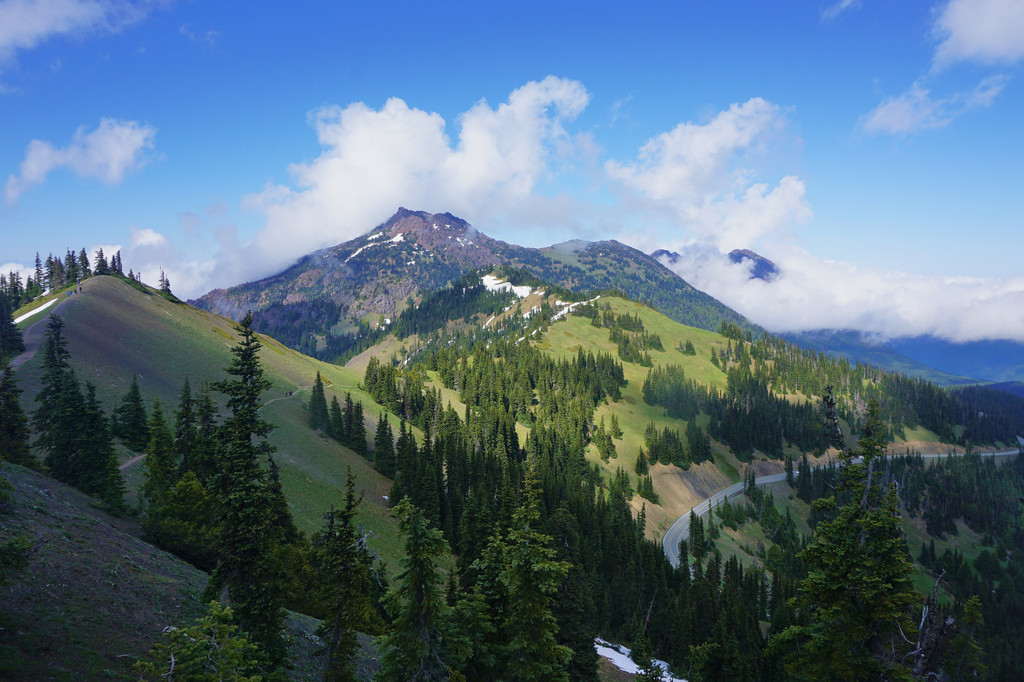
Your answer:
[550,295,601,323]
[594,639,686,682]
[482,274,532,298]
[13,297,59,324]
[390,233,405,243]
[344,244,370,263]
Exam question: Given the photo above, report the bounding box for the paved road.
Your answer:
[661,447,1022,567]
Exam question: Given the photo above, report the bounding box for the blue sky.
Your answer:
[2,0,1023,342]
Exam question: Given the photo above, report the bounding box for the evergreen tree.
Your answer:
[159,268,172,294]
[772,399,918,681]
[77,248,91,279]
[374,413,396,478]
[329,395,345,443]
[93,248,109,275]
[312,467,378,681]
[631,628,663,682]
[308,371,330,433]
[134,601,264,681]
[174,377,197,475]
[350,400,368,457]
[34,253,43,291]
[376,499,451,681]
[205,311,287,665]
[690,509,707,562]
[142,399,178,538]
[634,447,649,475]
[113,375,149,451]
[265,455,299,545]
[343,392,356,446]
[499,475,572,680]
[33,315,84,483]
[0,362,34,467]
[0,297,25,361]
[77,382,126,511]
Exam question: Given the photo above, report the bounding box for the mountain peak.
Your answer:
[728,249,778,281]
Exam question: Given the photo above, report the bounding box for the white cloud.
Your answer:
[822,0,860,22]
[657,245,1024,343]
[862,0,1022,136]
[0,0,149,62]
[178,23,219,47]
[860,75,1008,135]
[130,225,166,248]
[237,76,590,282]
[606,98,811,251]
[5,117,156,203]
[933,0,1024,69]
[0,260,35,286]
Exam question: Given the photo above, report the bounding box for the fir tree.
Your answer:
[0,362,34,467]
[77,383,126,511]
[0,297,25,361]
[134,601,264,681]
[350,400,368,457]
[374,413,396,478]
[772,399,918,681]
[375,498,451,681]
[205,311,287,665]
[33,315,84,484]
[142,399,178,538]
[77,248,91,279]
[113,375,149,451]
[174,377,197,475]
[312,467,378,681]
[328,395,345,444]
[308,371,330,433]
[93,248,109,275]
[499,475,572,681]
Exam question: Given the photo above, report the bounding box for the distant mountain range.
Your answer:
[191,208,757,346]
[191,211,1024,394]
[787,329,1024,388]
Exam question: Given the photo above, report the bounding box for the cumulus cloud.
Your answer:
[606,98,811,251]
[933,0,1024,69]
[238,76,590,280]
[657,245,1024,343]
[0,0,150,62]
[4,118,156,203]
[860,75,1008,135]
[0,260,35,286]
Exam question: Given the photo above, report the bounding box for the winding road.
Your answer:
[661,445,1023,567]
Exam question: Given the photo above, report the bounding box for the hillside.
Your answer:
[12,275,405,566]
[0,463,340,680]
[7,265,1024,680]
[191,208,757,361]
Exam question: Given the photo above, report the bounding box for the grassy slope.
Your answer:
[12,275,402,566]
[534,296,960,544]
[537,296,744,540]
